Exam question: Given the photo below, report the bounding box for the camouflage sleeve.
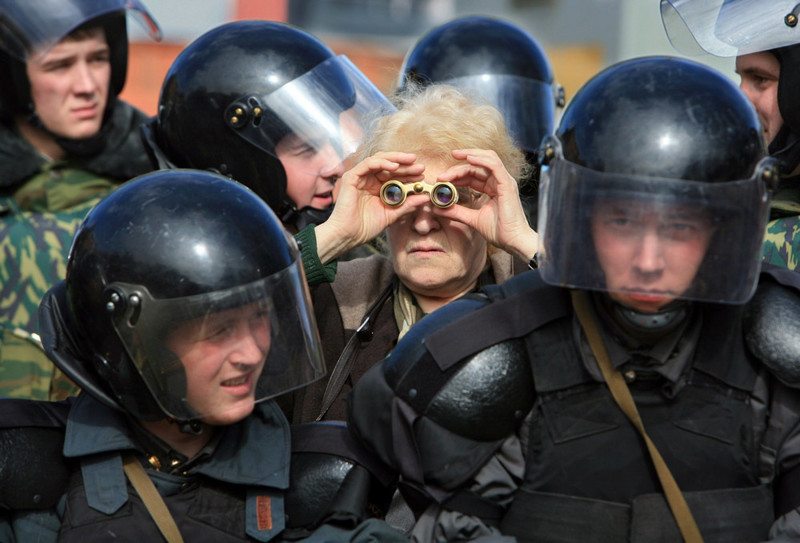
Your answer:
[0,315,80,401]
[762,216,800,271]
[0,172,110,400]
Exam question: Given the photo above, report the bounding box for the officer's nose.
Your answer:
[632,229,665,276]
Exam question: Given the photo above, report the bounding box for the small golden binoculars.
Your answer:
[379,180,459,208]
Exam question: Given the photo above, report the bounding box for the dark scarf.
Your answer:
[0,99,153,189]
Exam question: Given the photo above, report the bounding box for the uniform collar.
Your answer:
[64,394,291,488]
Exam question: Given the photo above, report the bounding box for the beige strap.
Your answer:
[571,290,704,543]
[122,452,185,543]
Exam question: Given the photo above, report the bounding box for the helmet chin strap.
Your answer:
[596,293,689,343]
[280,201,333,231]
[177,420,205,436]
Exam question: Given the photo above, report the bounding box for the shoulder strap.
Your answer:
[425,276,570,370]
[316,281,394,420]
[122,452,185,543]
[571,290,704,543]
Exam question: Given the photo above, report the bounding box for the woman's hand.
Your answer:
[315,152,425,263]
[434,149,539,263]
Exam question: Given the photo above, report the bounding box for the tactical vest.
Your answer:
[57,465,283,543]
[500,300,774,542]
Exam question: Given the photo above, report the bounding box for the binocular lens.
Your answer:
[382,183,405,206]
[432,184,456,207]
[379,180,459,208]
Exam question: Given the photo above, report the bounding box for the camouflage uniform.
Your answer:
[0,101,152,400]
[0,166,116,400]
[761,183,800,271]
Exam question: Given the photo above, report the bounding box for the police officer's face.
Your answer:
[26,27,111,141]
[276,132,345,211]
[166,302,271,426]
[736,52,782,146]
[591,200,713,313]
[387,159,488,312]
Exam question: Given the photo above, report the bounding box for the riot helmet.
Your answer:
[661,0,800,174]
[38,169,325,425]
[146,20,394,231]
[537,56,777,306]
[399,16,563,155]
[0,0,160,122]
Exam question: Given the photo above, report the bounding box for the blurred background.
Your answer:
[122,0,735,116]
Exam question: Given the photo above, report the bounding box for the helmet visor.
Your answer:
[537,154,773,305]
[661,0,800,56]
[109,257,325,423]
[0,0,161,61]
[441,74,557,153]
[227,55,395,164]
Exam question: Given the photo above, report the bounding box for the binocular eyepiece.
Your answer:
[380,180,458,208]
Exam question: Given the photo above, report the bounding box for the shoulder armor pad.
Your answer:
[284,422,394,535]
[745,280,800,387]
[0,399,71,510]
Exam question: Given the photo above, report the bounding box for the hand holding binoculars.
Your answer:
[380,180,459,208]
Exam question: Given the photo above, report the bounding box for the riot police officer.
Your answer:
[0,169,407,542]
[661,0,800,269]
[0,0,162,400]
[347,56,800,542]
[142,20,394,236]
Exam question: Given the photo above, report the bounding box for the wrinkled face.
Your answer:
[166,302,271,426]
[387,159,488,303]
[275,132,345,210]
[591,199,714,313]
[26,27,111,140]
[736,51,782,145]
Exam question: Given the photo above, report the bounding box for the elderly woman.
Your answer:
[285,84,539,423]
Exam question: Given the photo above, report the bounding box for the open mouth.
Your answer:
[313,191,334,206]
[220,372,255,394]
[222,375,248,387]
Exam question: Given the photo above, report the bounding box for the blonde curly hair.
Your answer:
[357,83,528,180]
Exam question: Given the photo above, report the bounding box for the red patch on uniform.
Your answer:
[256,495,272,531]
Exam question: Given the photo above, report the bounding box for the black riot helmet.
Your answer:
[0,0,160,121]
[38,169,325,425]
[661,0,800,174]
[399,16,563,155]
[537,56,778,305]
[145,20,394,231]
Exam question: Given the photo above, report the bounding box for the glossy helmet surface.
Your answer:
[150,20,393,224]
[399,15,562,155]
[537,56,777,304]
[41,169,324,422]
[660,0,800,172]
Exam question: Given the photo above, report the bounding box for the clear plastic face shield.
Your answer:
[0,0,161,61]
[537,146,777,305]
[442,73,561,153]
[661,0,800,56]
[106,256,325,423]
[225,55,395,175]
